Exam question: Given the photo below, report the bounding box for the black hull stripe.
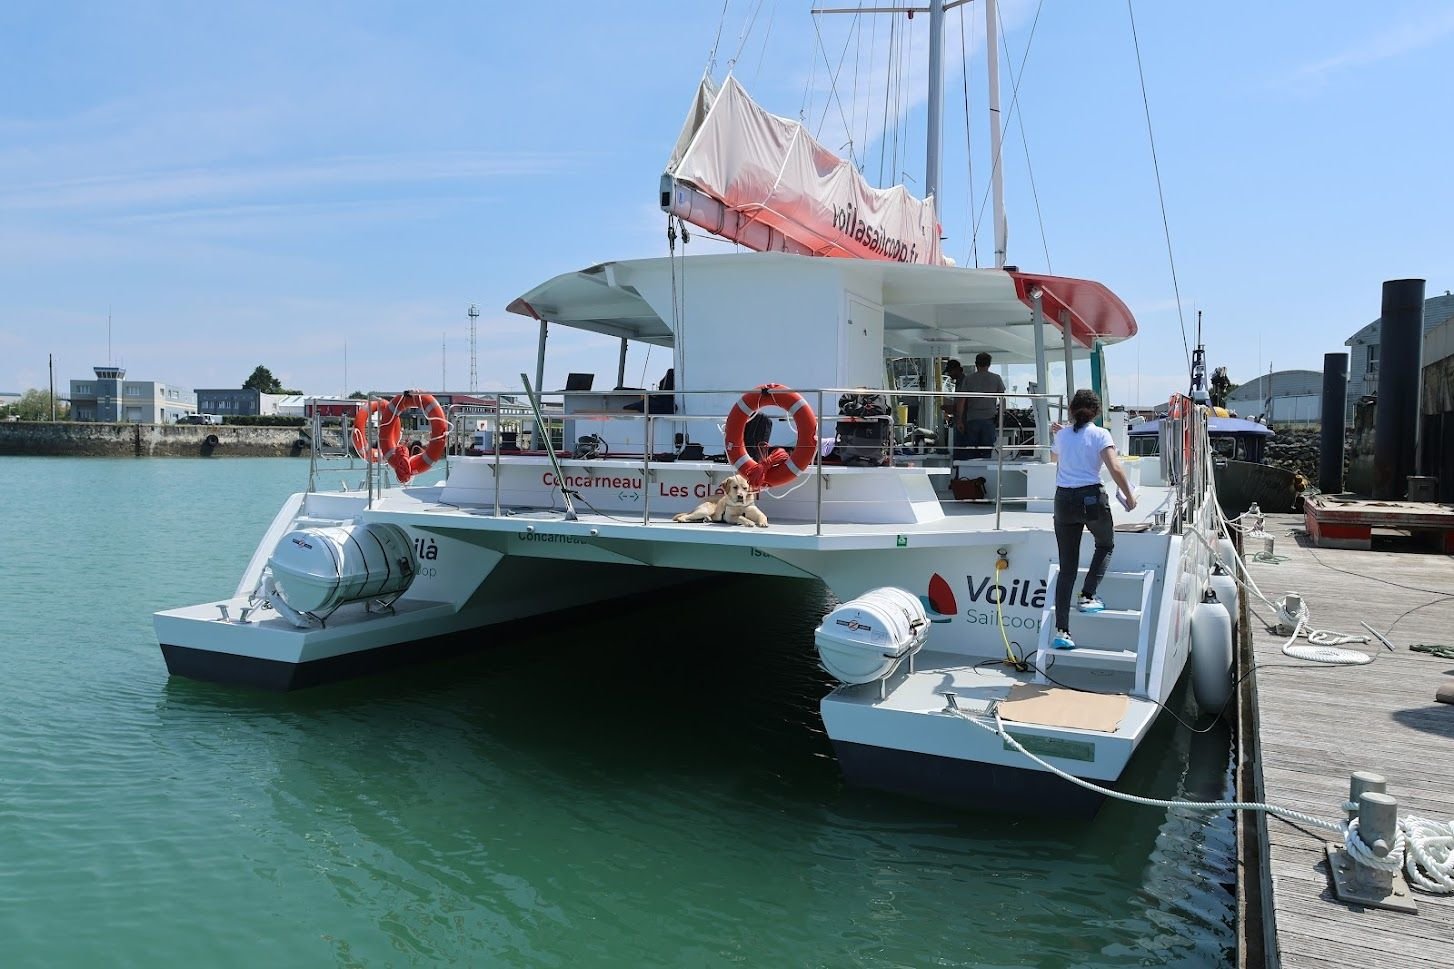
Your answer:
[831,739,1108,818]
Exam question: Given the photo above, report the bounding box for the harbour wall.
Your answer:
[0,422,311,457]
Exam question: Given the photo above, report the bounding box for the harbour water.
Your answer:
[0,457,1236,967]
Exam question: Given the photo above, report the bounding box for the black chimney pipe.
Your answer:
[1372,279,1425,500]
[1319,352,1347,494]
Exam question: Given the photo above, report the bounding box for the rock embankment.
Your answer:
[0,422,309,457]
[1262,426,1378,494]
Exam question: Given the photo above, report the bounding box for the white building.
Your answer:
[1225,369,1322,425]
[69,366,196,423]
[1345,291,1454,422]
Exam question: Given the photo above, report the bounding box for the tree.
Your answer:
[3,388,69,421]
[243,365,284,394]
[242,365,302,396]
[348,391,368,400]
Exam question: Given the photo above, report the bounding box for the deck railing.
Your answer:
[344,385,1071,532]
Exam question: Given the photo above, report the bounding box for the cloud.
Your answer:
[1291,7,1454,82]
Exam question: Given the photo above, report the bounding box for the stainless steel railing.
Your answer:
[342,385,1072,529]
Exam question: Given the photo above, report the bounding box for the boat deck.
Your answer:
[1238,513,1454,968]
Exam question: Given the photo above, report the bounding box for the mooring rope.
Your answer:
[947,708,1454,893]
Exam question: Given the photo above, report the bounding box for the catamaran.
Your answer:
[155,1,1227,815]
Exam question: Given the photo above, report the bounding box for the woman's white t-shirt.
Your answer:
[1053,424,1114,488]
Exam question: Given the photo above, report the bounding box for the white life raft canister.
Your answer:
[814,587,929,685]
[267,522,418,615]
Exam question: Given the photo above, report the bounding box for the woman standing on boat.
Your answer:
[1050,390,1136,650]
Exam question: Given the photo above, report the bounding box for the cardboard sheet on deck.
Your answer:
[998,684,1129,733]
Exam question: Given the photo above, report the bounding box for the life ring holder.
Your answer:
[1167,395,1194,471]
[351,399,392,463]
[378,391,451,484]
[723,384,818,489]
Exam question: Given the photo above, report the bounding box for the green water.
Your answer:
[0,457,1236,967]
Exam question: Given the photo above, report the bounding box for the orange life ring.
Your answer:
[723,384,818,489]
[377,391,450,484]
[351,399,394,463]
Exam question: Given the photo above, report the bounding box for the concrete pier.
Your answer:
[0,421,310,457]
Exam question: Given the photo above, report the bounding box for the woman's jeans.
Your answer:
[1053,484,1115,632]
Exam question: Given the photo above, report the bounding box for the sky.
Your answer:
[2,0,1451,407]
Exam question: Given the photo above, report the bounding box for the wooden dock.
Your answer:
[1237,513,1454,968]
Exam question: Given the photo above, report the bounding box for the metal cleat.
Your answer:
[1326,776,1417,913]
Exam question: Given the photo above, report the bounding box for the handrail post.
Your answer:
[994,397,1006,530]
[492,398,502,519]
[815,388,825,537]
[643,412,653,524]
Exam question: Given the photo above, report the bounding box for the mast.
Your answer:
[925,0,945,202]
[984,0,1006,267]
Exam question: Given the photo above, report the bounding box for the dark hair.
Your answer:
[1070,389,1101,431]
[974,352,992,368]
[945,359,963,373]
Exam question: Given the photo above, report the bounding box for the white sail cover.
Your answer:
[666,75,946,267]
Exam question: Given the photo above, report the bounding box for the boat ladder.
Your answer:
[1034,566,1156,697]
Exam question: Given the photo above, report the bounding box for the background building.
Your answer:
[69,366,196,423]
[1345,290,1454,422]
[195,388,288,417]
[1225,369,1322,425]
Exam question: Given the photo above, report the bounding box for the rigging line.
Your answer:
[729,0,767,70]
[999,16,1051,273]
[959,5,979,268]
[707,0,732,74]
[1127,0,1191,371]
[968,0,1044,258]
[895,9,907,183]
[810,10,863,166]
[849,4,863,154]
[878,15,895,184]
[860,7,878,171]
[890,14,905,181]
[751,0,779,84]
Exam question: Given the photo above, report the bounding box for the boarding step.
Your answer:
[1047,567,1151,613]
[1037,565,1155,693]
[1038,645,1139,671]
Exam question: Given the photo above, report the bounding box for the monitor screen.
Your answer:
[565,373,594,391]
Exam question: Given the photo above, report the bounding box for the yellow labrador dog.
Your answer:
[672,474,768,527]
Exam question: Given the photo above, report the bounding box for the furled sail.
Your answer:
[662,75,946,267]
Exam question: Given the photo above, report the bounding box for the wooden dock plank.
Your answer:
[1240,513,1454,968]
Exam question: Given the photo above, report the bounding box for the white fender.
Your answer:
[1190,596,1234,714]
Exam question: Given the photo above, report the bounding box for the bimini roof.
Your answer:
[1129,416,1274,437]
[505,252,1138,362]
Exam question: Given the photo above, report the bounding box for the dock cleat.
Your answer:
[1077,595,1105,614]
[1052,629,1076,650]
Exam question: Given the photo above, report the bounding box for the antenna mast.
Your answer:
[1189,309,1207,402]
[468,304,479,393]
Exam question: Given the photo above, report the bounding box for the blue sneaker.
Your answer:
[1052,629,1076,650]
[1077,595,1105,614]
